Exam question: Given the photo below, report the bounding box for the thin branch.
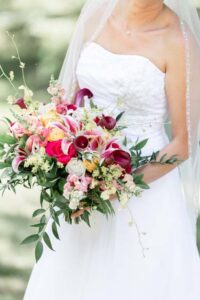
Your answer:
[0,65,18,93]
[6,31,29,91]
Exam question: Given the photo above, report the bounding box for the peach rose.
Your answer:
[41,110,62,127]
[47,127,65,142]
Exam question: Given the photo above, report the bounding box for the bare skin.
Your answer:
[72,0,188,218]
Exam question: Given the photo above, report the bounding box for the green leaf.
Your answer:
[134,139,148,150]
[32,209,46,218]
[123,136,128,147]
[115,125,127,131]
[0,133,16,145]
[46,163,57,179]
[40,192,44,207]
[2,116,12,124]
[52,222,60,240]
[89,99,98,109]
[116,111,125,122]
[105,200,115,215]
[58,178,66,193]
[42,179,58,188]
[41,190,52,203]
[51,208,60,226]
[81,210,91,227]
[30,222,46,228]
[43,232,54,251]
[0,162,10,169]
[159,153,167,163]
[38,215,46,233]
[40,215,46,224]
[167,155,178,163]
[21,234,39,245]
[137,182,150,190]
[35,241,43,262]
[133,173,144,184]
[65,210,72,224]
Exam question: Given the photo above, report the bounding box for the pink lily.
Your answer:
[61,139,73,155]
[101,140,120,159]
[90,136,104,151]
[12,155,26,173]
[26,135,46,153]
[51,122,69,133]
[61,115,80,134]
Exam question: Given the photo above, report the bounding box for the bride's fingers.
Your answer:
[109,194,117,201]
[71,210,84,218]
[71,207,91,218]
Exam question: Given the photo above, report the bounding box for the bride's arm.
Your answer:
[134,29,189,184]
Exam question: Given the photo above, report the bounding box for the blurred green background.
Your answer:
[0,1,200,300]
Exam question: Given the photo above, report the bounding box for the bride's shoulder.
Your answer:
[163,6,185,47]
[161,6,186,60]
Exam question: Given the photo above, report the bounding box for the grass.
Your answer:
[0,187,39,300]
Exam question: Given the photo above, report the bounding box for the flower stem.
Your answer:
[0,65,18,94]
[6,31,29,93]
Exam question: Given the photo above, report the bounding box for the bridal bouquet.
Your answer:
[0,34,178,261]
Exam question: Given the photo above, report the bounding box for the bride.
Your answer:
[23,0,200,299]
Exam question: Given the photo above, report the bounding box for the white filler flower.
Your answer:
[66,158,86,177]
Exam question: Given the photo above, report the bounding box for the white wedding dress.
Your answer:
[24,42,200,300]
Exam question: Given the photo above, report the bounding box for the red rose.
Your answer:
[95,115,116,130]
[46,139,77,164]
[104,149,132,173]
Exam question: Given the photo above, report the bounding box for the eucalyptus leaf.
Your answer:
[52,222,60,240]
[43,232,54,251]
[137,182,150,189]
[81,210,91,227]
[32,208,46,218]
[41,190,52,203]
[35,241,43,262]
[21,234,39,245]
[134,139,148,150]
[30,222,46,228]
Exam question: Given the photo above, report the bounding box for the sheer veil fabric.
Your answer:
[58,0,200,229]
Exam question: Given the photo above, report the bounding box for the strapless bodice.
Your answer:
[76,42,169,153]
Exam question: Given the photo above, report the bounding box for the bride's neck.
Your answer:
[115,0,164,28]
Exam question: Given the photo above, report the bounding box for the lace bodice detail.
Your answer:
[76,42,168,135]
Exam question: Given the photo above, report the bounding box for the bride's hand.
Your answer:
[71,207,91,218]
[72,194,117,218]
[109,194,117,201]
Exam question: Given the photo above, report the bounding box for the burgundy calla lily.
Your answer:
[104,149,132,173]
[75,88,93,107]
[95,115,116,130]
[15,97,27,109]
[74,136,89,151]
